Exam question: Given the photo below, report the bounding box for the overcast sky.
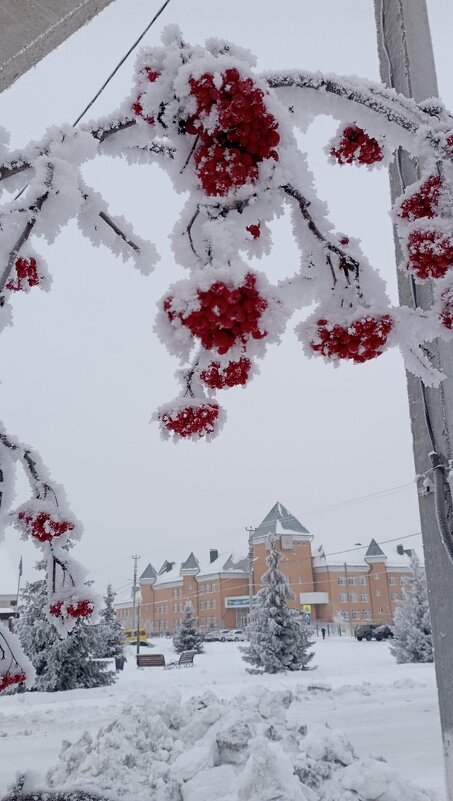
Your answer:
[1,1,452,598]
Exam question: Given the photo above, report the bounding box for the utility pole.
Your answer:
[374,3,453,794]
[246,526,255,625]
[131,554,140,643]
[343,563,353,637]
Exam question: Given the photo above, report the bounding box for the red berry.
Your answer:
[310,314,393,364]
[132,95,154,125]
[145,68,160,82]
[166,274,267,354]
[16,510,73,543]
[330,126,384,166]
[186,70,279,195]
[247,224,261,239]
[200,358,252,388]
[0,672,26,692]
[160,403,220,438]
[407,230,453,280]
[49,599,94,619]
[398,175,442,221]
[6,257,40,292]
[339,237,350,246]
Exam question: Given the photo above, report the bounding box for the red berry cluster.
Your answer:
[200,358,251,388]
[132,68,160,124]
[398,175,442,221]
[17,510,74,543]
[186,69,279,195]
[246,224,261,239]
[407,230,453,280]
[167,273,267,354]
[49,599,94,619]
[330,126,384,166]
[6,258,40,292]
[160,403,219,438]
[0,671,26,692]
[310,314,393,363]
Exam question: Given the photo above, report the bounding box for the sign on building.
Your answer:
[225,596,251,608]
[0,0,114,93]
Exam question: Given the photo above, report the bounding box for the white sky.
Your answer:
[1,1,452,599]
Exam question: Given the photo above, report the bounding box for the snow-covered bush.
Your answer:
[242,539,314,673]
[173,603,204,654]
[16,569,115,692]
[390,554,433,664]
[93,584,124,660]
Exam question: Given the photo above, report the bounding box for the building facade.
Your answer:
[115,502,413,634]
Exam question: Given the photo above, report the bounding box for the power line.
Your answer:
[73,0,173,126]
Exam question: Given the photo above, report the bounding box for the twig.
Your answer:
[98,211,141,254]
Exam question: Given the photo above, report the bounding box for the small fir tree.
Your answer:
[94,584,124,659]
[16,567,115,692]
[173,603,204,654]
[390,553,433,664]
[242,538,314,673]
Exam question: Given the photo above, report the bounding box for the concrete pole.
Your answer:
[246,526,255,625]
[131,554,140,640]
[374,2,453,795]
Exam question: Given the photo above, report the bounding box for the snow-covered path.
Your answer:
[0,637,444,798]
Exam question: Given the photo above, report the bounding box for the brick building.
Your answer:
[115,502,413,634]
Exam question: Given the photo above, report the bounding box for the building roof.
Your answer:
[253,501,310,540]
[181,552,199,571]
[139,563,157,581]
[365,538,385,558]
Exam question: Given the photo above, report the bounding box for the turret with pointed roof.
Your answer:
[253,501,313,543]
[180,552,200,576]
[365,538,387,563]
[139,563,157,586]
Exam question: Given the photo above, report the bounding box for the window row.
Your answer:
[199,582,217,594]
[199,599,216,610]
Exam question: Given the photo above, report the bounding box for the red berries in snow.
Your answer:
[16,510,74,543]
[246,224,261,239]
[49,599,94,619]
[310,314,393,363]
[200,358,252,388]
[187,69,279,195]
[6,257,40,292]
[159,403,220,438]
[330,126,384,166]
[132,68,160,124]
[0,672,26,692]
[166,273,267,354]
[398,175,442,221]
[407,229,453,280]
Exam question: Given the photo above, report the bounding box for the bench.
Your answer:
[136,653,166,669]
[166,650,196,669]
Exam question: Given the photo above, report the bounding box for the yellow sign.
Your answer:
[302,604,312,613]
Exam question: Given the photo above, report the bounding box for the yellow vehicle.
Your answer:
[122,628,148,645]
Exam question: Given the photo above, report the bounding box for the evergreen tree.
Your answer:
[173,603,204,654]
[16,569,115,692]
[241,539,314,673]
[94,584,124,659]
[390,553,433,664]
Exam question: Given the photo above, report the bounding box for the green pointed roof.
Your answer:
[158,560,175,575]
[181,552,199,570]
[365,539,385,558]
[253,501,310,540]
[140,563,157,581]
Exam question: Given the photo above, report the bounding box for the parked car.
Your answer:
[218,629,231,642]
[203,629,220,642]
[354,624,393,641]
[374,625,394,640]
[224,629,247,642]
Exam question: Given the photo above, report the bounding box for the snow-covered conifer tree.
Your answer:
[172,603,204,654]
[94,584,124,659]
[390,553,433,664]
[16,567,115,691]
[241,538,314,673]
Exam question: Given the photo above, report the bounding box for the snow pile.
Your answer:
[45,686,436,801]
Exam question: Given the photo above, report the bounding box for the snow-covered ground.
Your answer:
[0,637,444,800]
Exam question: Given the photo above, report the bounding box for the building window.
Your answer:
[375,590,381,597]
[360,593,368,602]
[211,582,216,593]
[340,593,348,603]
[337,577,346,585]
[359,576,367,586]
[349,593,358,603]
[210,599,216,609]
[388,576,397,585]
[362,610,370,619]
[347,577,356,585]
[352,610,360,620]
[340,611,350,620]
[378,607,386,614]
[373,574,379,580]
[390,593,399,602]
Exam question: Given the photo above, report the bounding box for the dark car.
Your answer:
[374,625,394,640]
